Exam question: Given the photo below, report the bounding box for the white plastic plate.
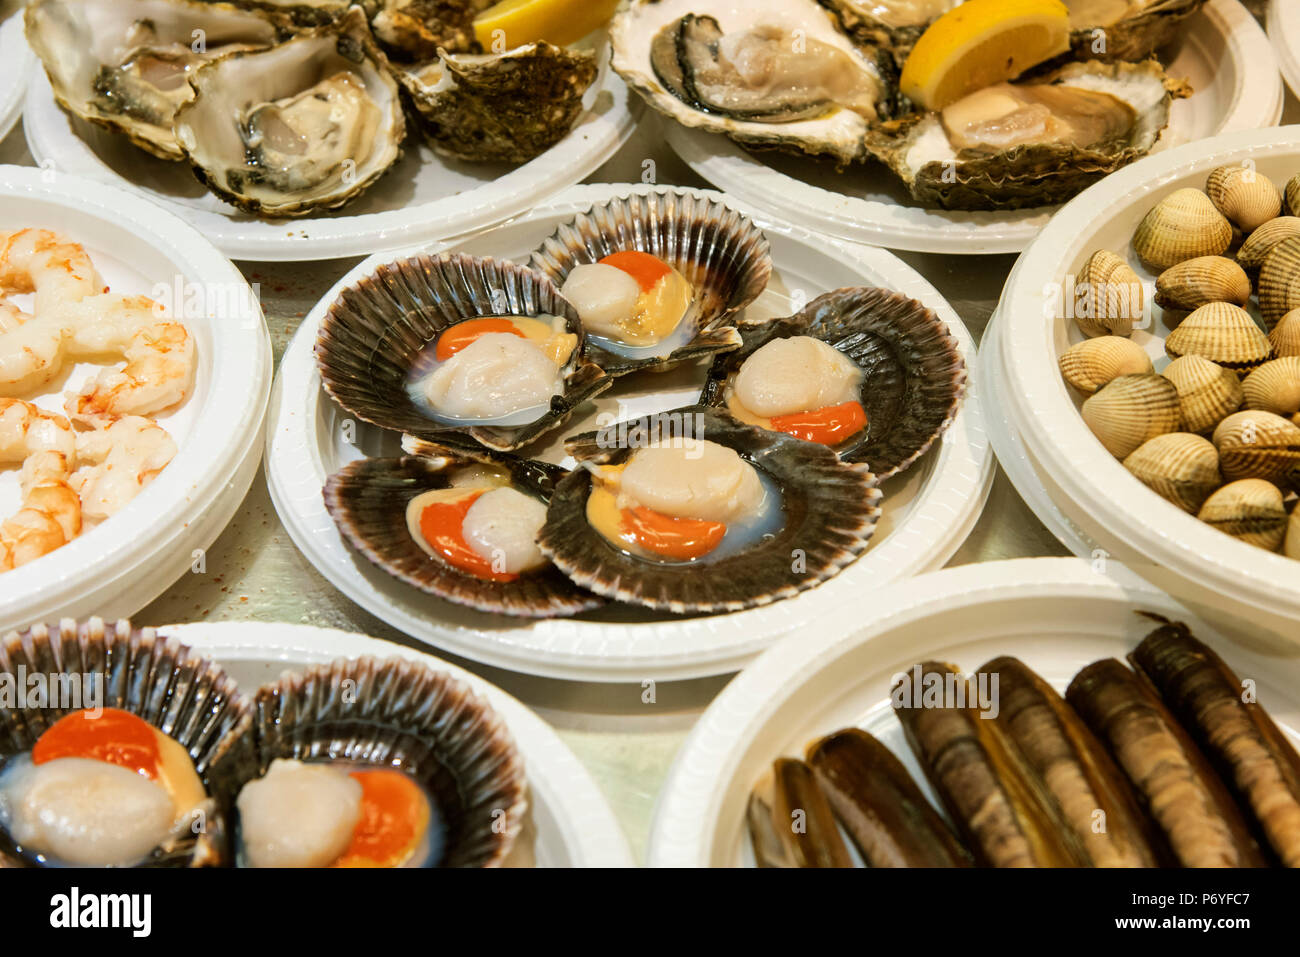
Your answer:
[22,37,637,261]
[647,557,1300,867]
[0,10,32,142]
[663,0,1282,254]
[0,167,271,632]
[264,183,994,682]
[160,621,634,868]
[1269,0,1300,98]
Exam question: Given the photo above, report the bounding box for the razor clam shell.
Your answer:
[806,727,973,867]
[747,757,853,868]
[977,656,1165,867]
[1066,657,1267,867]
[324,452,603,618]
[315,252,612,452]
[209,656,527,868]
[0,618,251,868]
[538,406,882,613]
[1130,619,1300,867]
[700,286,965,478]
[528,189,771,376]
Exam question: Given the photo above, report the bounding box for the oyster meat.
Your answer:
[25,0,281,160]
[394,42,598,163]
[612,0,894,167]
[172,8,405,216]
[867,59,1188,210]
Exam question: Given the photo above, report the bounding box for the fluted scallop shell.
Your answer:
[1132,188,1232,271]
[1258,236,1300,330]
[323,444,602,618]
[1242,357,1300,417]
[1071,249,1145,337]
[1205,166,1282,233]
[1060,335,1152,394]
[0,618,251,868]
[699,286,966,478]
[1081,373,1181,459]
[315,253,611,452]
[1163,302,1272,371]
[1197,478,1287,551]
[208,656,526,868]
[537,406,882,613]
[1212,410,1300,486]
[1237,216,1300,272]
[1154,256,1251,312]
[1286,175,1300,217]
[1122,432,1221,513]
[1271,309,1300,357]
[1161,355,1243,434]
[528,189,771,375]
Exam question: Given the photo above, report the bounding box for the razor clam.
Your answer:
[806,728,973,867]
[978,656,1165,867]
[747,757,853,868]
[1130,620,1300,866]
[894,661,1082,867]
[1066,658,1267,867]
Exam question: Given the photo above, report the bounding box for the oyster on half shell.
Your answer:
[866,58,1188,210]
[25,0,282,161]
[370,0,495,60]
[611,0,895,167]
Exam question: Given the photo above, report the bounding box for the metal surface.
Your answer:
[3,78,1295,864]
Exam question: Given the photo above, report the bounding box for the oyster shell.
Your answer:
[323,441,604,617]
[537,407,882,613]
[224,0,362,26]
[370,0,493,60]
[394,42,597,163]
[1065,0,1209,62]
[866,59,1186,211]
[611,0,895,167]
[816,0,960,68]
[700,286,966,478]
[25,0,282,161]
[529,189,771,376]
[316,252,611,452]
[172,8,404,217]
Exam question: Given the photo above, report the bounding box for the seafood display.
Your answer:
[744,618,1298,867]
[1060,167,1300,560]
[0,230,195,572]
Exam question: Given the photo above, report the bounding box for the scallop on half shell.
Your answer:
[538,406,882,613]
[323,439,603,617]
[700,286,966,479]
[316,252,611,451]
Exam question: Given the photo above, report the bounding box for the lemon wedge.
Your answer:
[472,0,619,50]
[900,0,1071,112]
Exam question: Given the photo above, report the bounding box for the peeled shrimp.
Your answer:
[0,229,102,315]
[71,415,177,522]
[0,297,68,396]
[0,398,81,571]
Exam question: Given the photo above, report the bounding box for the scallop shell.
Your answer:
[1163,302,1271,371]
[0,618,251,868]
[1122,432,1221,513]
[1236,216,1300,272]
[1081,373,1180,459]
[1212,410,1300,487]
[1270,309,1300,357]
[323,444,603,618]
[315,253,611,452]
[1242,357,1300,417]
[1197,479,1287,551]
[1132,188,1233,271]
[528,189,771,376]
[1161,355,1243,434]
[1071,249,1145,337]
[537,406,883,613]
[1285,174,1300,217]
[1153,256,1251,312]
[1258,236,1300,330]
[209,656,527,868]
[1205,166,1282,233]
[699,286,966,478]
[1060,335,1152,394]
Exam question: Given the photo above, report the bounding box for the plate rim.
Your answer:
[0,13,31,144]
[1268,0,1300,100]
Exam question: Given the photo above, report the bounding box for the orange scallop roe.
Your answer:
[769,401,868,445]
[31,707,161,780]
[435,318,526,361]
[620,505,726,561]
[419,491,518,582]
[599,251,673,292]
[332,770,432,868]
